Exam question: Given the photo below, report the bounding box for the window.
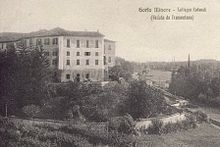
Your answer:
[76,40,80,48]
[86,59,89,65]
[86,40,89,48]
[86,73,90,79]
[95,40,99,48]
[95,59,99,65]
[44,38,50,45]
[23,40,27,47]
[66,74,70,79]
[95,52,99,56]
[84,52,91,56]
[67,39,70,48]
[44,51,49,56]
[29,38,33,46]
[104,56,106,65]
[52,51,58,56]
[108,57,111,63]
[66,59,70,65]
[108,45,111,50]
[36,38,42,46]
[76,52,80,56]
[53,38,58,45]
[76,59,80,65]
[52,59,57,65]
[66,51,70,56]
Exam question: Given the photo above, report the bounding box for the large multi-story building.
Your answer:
[0,27,116,82]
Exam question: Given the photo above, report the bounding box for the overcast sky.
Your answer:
[0,0,220,62]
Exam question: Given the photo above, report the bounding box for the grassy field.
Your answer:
[147,70,172,82]
[136,123,220,147]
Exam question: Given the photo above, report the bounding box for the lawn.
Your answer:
[136,123,220,147]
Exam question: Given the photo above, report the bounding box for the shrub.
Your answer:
[193,110,208,123]
[161,115,197,134]
[108,114,135,134]
[147,119,163,135]
[37,97,69,120]
[0,116,21,147]
[22,105,40,118]
[127,80,169,119]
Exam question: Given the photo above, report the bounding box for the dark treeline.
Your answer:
[169,64,220,107]
[0,46,51,116]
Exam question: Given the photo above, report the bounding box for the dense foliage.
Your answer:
[0,46,51,116]
[127,80,172,119]
[169,65,220,107]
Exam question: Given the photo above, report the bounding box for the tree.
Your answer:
[22,105,40,118]
[109,65,132,81]
[0,47,18,116]
[127,80,167,119]
[0,45,51,116]
[15,46,51,107]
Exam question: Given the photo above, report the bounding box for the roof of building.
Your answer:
[0,27,105,43]
[104,39,116,42]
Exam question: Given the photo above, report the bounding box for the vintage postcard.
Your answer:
[0,0,220,146]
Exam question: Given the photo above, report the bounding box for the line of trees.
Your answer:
[169,65,220,107]
[0,45,51,116]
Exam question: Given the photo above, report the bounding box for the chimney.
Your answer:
[188,54,191,68]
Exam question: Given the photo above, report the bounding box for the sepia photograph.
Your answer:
[0,0,220,146]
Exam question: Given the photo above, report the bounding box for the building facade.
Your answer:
[0,28,116,82]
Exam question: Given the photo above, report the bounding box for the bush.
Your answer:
[147,119,163,135]
[108,114,135,134]
[193,110,208,123]
[22,105,40,118]
[161,119,196,134]
[0,116,21,147]
[127,80,169,119]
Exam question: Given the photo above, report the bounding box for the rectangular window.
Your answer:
[29,38,33,46]
[66,59,70,65]
[86,40,89,48]
[95,59,99,65]
[52,51,58,56]
[23,40,27,47]
[76,40,80,48]
[36,38,42,46]
[66,74,70,79]
[52,59,57,65]
[108,57,111,63]
[104,56,106,65]
[76,52,80,56]
[44,38,50,45]
[67,51,70,56]
[76,59,80,65]
[86,59,89,65]
[67,39,70,48]
[95,40,99,48]
[95,52,99,56]
[108,45,111,50]
[53,38,58,45]
[84,52,91,56]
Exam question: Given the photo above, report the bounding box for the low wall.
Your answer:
[135,113,187,131]
[210,118,220,127]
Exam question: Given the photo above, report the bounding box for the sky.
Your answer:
[0,0,220,62]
